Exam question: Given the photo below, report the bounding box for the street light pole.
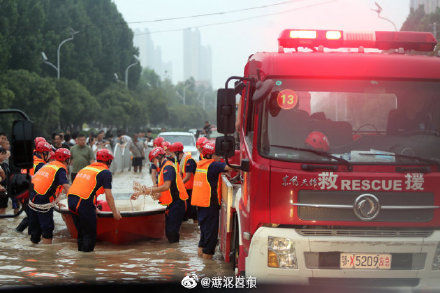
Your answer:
[182,83,190,105]
[42,30,78,79]
[125,59,139,88]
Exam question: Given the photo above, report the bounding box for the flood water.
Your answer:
[0,171,233,287]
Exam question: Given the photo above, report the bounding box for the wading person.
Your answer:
[150,137,164,185]
[16,140,52,233]
[161,141,175,164]
[196,136,208,161]
[70,133,94,182]
[171,142,197,222]
[129,134,145,173]
[191,142,235,259]
[67,149,121,252]
[0,147,9,214]
[131,147,188,243]
[28,148,71,244]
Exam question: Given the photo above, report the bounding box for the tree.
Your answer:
[0,69,60,136]
[56,78,98,131]
[96,84,143,130]
[0,0,140,94]
[401,5,440,40]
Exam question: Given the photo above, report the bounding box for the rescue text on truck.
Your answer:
[215,29,440,289]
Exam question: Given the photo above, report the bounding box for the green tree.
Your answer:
[0,69,60,136]
[56,78,98,131]
[96,84,142,130]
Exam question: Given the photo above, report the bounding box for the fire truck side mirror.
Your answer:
[217,88,236,134]
[240,159,250,172]
[215,136,235,158]
[11,120,34,169]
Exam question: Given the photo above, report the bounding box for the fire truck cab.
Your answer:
[216,29,440,289]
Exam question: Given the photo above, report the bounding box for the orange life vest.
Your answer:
[191,159,222,207]
[22,154,46,176]
[180,153,195,190]
[31,160,67,202]
[68,162,109,204]
[158,160,188,206]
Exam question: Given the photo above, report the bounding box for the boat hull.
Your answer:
[60,211,165,244]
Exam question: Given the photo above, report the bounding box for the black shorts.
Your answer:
[0,192,7,209]
[132,157,143,167]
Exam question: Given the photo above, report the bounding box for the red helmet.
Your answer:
[161,141,171,150]
[153,137,164,147]
[305,131,330,152]
[171,142,184,153]
[48,150,55,160]
[36,141,51,153]
[149,147,165,162]
[34,137,46,146]
[54,148,71,162]
[96,149,114,163]
[201,142,215,157]
[196,137,208,148]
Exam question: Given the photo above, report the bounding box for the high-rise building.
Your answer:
[410,0,440,13]
[183,28,212,85]
[133,28,173,80]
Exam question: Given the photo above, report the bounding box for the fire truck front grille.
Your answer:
[296,191,435,222]
[296,228,433,238]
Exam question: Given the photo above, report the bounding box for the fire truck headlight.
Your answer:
[267,236,298,269]
[432,243,440,270]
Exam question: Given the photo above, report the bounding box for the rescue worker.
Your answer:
[161,141,175,163]
[171,142,197,222]
[196,137,208,161]
[131,147,188,243]
[28,148,71,244]
[32,141,52,175]
[191,142,236,259]
[16,140,52,233]
[150,137,165,185]
[67,149,121,252]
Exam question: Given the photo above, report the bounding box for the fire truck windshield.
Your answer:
[259,78,440,165]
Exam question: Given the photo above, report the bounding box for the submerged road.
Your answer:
[0,172,233,286]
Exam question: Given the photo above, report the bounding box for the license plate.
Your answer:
[340,253,392,269]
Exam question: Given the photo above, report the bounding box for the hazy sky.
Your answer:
[113,0,411,88]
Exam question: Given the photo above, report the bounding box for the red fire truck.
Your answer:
[215,29,440,289]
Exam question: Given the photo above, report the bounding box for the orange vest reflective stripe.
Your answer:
[32,161,67,202]
[175,159,180,175]
[68,162,109,204]
[158,160,188,206]
[181,153,195,190]
[191,159,221,207]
